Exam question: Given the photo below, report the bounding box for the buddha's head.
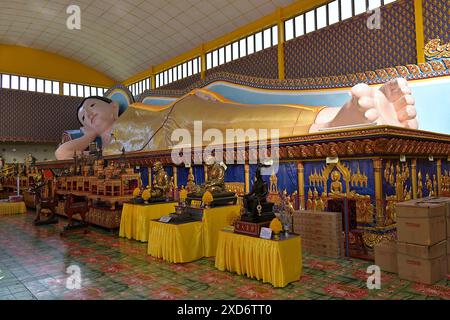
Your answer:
[153,161,163,172]
[332,171,341,182]
[77,96,120,136]
[205,155,216,167]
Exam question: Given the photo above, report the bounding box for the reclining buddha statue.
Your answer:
[55,78,417,159]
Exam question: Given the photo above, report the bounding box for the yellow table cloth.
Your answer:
[215,231,302,287]
[0,202,27,216]
[147,220,204,263]
[202,205,241,257]
[119,202,176,242]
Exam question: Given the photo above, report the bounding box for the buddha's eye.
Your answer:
[82,115,85,122]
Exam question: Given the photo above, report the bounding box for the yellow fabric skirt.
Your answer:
[0,202,27,216]
[119,202,176,242]
[202,205,241,257]
[215,231,302,288]
[147,221,204,263]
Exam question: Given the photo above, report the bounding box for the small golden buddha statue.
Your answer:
[313,188,319,211]
[186,167,196,193]
[330,171,344,196]
[306,188,313,210]
[318,192,327,211]
[417,171,423,198]
[425,173,433,197]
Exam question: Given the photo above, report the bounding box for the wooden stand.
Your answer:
[234,220,270,237]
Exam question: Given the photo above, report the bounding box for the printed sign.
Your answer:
[260,227,272,240]
[159,216,172,223]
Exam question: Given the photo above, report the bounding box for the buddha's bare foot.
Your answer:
[313,78,418,131]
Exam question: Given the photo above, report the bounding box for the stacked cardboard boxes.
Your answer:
[395,199,448,284]
[374,241,398,273]
[293,210,344,258]
[404,197,450,274]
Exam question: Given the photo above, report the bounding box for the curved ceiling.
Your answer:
[0,0,295,82]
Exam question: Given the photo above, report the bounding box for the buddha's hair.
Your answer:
[77,96,124,125]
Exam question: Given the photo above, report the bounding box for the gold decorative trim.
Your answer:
[425,39,450,61]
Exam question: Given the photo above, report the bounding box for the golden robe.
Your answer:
[104,91,324,155]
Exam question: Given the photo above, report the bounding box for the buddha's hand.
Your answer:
[80,126,98,140]
[350,78,418,129]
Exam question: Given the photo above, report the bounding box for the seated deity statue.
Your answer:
[330,171,344,196]
[243,163,269,215]
[151,161,170,199]
[190,156,226,195]
[241,163,275,222]
[55,79,418,159]
[203,156,226,194]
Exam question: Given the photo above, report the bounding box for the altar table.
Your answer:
[119,202,176,242]
[202,205,241,257]
[147,220,204,263]
[215,230,302,287]
[0,202,27,216]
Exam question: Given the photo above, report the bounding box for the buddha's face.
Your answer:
[78,98,119,136]
[205,156,215,166]
[153,162,163,172]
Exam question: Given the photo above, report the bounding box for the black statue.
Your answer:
[241,163,275,222]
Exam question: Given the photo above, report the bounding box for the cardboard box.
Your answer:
[294,210,342,220]
[294,225,341,238]
[302,238,342,250]
[396,202,446,246]
[396,200,446,218]
[448,255,450,274]
[293,211,342,234]
[397,240,446,259]
[411,198,450,237]
[447,216,450,238]
[415,197,450,217]
[374,241,398,274]
[397,253,447,285]
[302,246,342,258]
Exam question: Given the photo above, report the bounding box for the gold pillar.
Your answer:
[200,44,206,80]
[173,166,178,189]
[414,0,425,63]
[244,164,250,193]
[373,159,384,226]
[277,8,285,80]
[297,161,304,209]
[411,158,418,199]
[150,65,156,90]
[204,164,208,182]
[437,159,442,196]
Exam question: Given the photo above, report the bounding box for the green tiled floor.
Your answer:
[0,212,448,300]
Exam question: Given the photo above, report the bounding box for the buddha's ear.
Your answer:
[111,101,120,120]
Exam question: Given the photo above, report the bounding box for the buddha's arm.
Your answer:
[55,130,97,160]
